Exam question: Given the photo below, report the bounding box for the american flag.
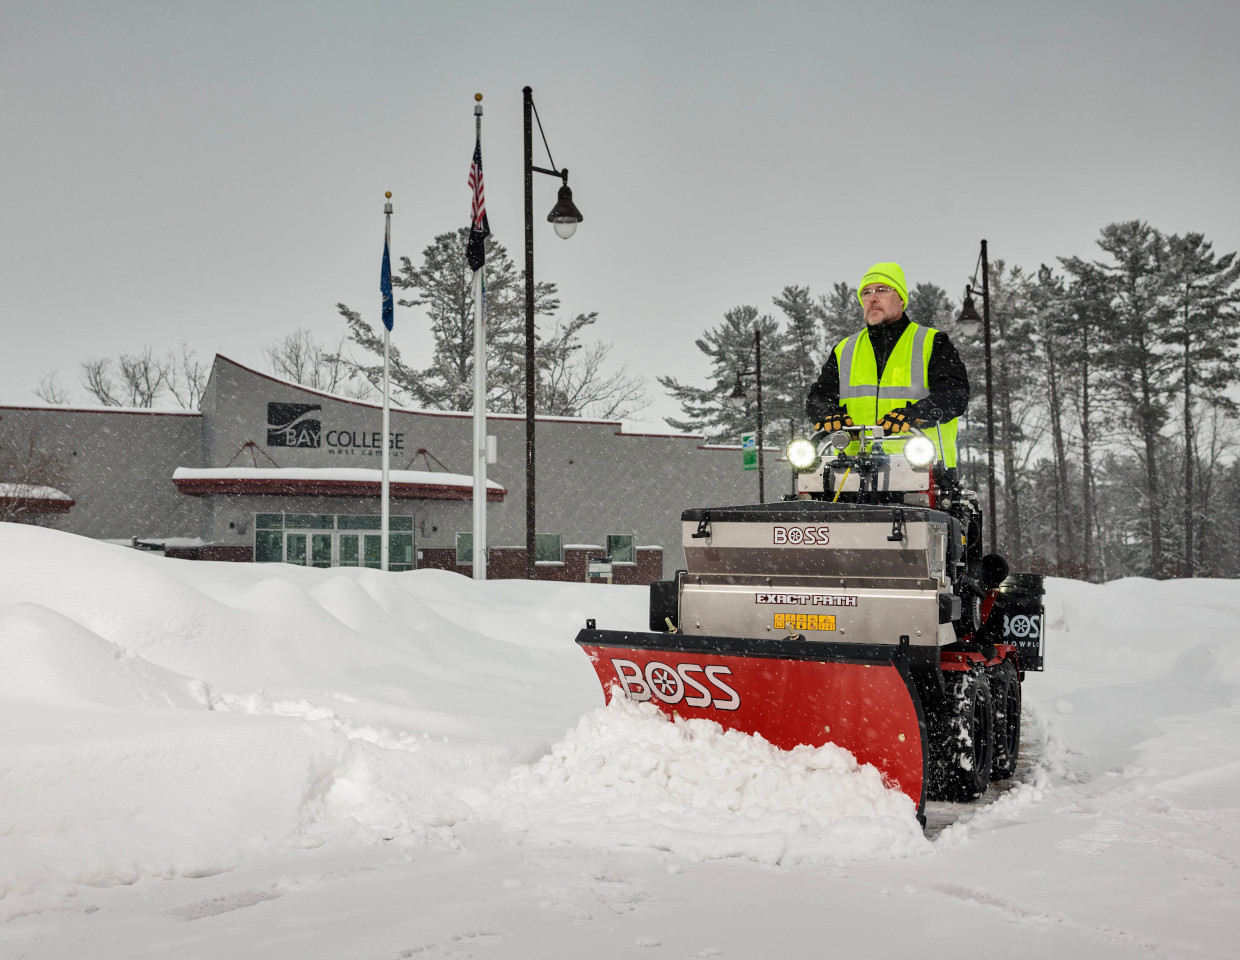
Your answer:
[466,134,490,273]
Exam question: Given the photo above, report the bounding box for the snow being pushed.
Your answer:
[485,695,931,865]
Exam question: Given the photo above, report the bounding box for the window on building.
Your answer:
[456,532,473,565]
[284,514,333,530]
[254,513,414,571]
[535,533,563,564]
[606,534,635,564]
[338,515,380,530]
[390,533,413,567]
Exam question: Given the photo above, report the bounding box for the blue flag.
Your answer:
[380,238,394,331]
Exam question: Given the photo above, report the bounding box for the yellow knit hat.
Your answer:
[857,262,909,309]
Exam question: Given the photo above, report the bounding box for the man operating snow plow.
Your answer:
[575,424,1045,822]
[576,262,1045,823]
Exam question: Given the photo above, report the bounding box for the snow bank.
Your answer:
[483,696,930,864]
[0,522,941,916]
[7,520,1240,928]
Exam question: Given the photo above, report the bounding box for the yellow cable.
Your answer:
[832,467,852,502]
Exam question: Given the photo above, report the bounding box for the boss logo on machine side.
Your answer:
[772,525,830,545]
[609,658,740,710]
[1003,613,1042,639]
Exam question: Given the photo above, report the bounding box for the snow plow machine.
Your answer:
[576,425,1045,824]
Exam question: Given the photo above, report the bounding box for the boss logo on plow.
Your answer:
[772,525,830,545]
[609,659,741,711]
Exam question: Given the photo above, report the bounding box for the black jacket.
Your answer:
[805,314,970,426]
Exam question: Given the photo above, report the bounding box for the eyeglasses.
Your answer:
[861,285,898,299]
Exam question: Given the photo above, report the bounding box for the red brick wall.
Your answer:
[156,542,666,581]
[416,547,458,572]
[423,545,663,584]
[165,545,254,562]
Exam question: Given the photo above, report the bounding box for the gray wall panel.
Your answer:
[0,406,204,539]
[3,356,785,576]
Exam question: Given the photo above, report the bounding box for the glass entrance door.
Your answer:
[286,533,307,565]
[363,534,382,569]
[256,514,415,571]
[310,533,333,568]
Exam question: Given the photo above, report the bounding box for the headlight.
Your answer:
[904,435,936,468]
[785,438,819,471]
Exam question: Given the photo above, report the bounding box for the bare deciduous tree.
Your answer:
[537,313,648,420]
[78,346,209,409]
[166,344,209,410]
[33,372,70,405]
[117,348,168,407]
[264,328,375,400]
[81,358,122,406]
[263,328,373,399]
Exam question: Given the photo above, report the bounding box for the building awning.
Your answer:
[0,483,75,514]
[172,467,505,502]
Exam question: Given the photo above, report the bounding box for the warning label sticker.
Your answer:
[774,613,837,632]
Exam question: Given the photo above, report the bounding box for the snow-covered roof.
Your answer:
[698,443,782,452]
[0,401,198,416]
[0,482,73,501]
[171,466,505,502]
[174,467,500,488]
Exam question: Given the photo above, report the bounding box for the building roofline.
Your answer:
[615,430,708,441]
[215,354,641,428]
[0,404,199,417]
[173,475,505,502]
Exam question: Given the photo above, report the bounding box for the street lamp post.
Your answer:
[523,85,583,579]
[728,327,765,503]
[956,238,997,554]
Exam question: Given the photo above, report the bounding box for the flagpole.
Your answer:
[381,194,392,572]
[466,93,492,581]
[471,94,487,580]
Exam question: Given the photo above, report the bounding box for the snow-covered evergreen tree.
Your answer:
[338,228,644,417]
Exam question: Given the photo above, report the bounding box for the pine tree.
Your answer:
[773,285,821,403]
[398,228,556,413]
[1029,266,1080,572]
[1162,232,1240,573]
[338,228,643,417]
[659,306,791,444]
[816,282,858,359]
[906,282,956,330]
[978,261,1039,564]
[1093,221,1178,575]
[1059,252,1130,579]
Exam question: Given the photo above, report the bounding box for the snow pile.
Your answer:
[6,519,1240,951]
[484,695,930,864]
[0,522,934,917]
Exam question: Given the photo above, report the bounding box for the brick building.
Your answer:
[0,356,780,582]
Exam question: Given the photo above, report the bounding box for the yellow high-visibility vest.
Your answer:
[832,322,959,468]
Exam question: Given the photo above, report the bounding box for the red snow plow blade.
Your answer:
[576,628,928,817]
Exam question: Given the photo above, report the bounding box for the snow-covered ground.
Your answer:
[1,523,1237,959]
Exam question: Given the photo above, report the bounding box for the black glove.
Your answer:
[813,413,854,432]
[877,409,914,435]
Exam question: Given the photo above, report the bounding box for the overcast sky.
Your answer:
[4,0,1237,426]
